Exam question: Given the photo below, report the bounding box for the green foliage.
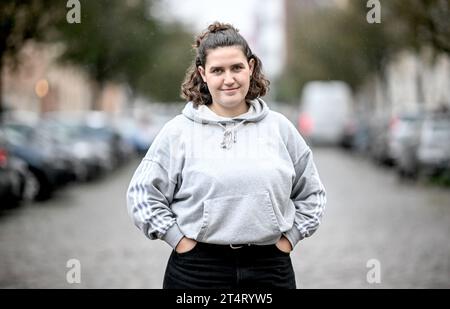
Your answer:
[275,0,449,103]
[136,23,194,102]
[57,0,158,87]
[384,0,450,54]
[56,0,193,102]
[275,4,393,102]
[0,0,65,115]
[0,0,64,63]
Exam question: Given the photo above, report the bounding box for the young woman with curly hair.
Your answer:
[127,22,326,289]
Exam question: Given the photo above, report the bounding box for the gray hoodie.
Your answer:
[127,99,326,249]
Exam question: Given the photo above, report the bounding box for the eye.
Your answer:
[232,66,243,72]
[211,68,223,74]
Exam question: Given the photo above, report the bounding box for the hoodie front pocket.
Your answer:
[197,192,280,244]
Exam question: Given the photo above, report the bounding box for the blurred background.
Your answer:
[0,0,449,288]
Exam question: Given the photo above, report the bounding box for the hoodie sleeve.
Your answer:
[280,116,327,248]
[126,122,185,249]
[284,148,327,248]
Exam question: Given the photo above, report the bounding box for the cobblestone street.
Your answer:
[1,148,449,288]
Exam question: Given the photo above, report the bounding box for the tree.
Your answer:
[56,0,160,109]
[381,0,450,104]
[0,0,64,118]
[276,3,393,102]
[136,23,194,102]
[384,0,450,55]
[277,0,450,103]
[56,0,194,107]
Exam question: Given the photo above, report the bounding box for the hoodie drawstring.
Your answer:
[217,120,246,149]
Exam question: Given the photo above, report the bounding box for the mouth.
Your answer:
[221,87,240,92]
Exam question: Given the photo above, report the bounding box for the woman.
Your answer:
[127,22,326,289]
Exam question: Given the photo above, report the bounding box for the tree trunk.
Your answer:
[377,67,390,116]
[90,81,104,111]
[0,55,3,123]
[416,55,425,107]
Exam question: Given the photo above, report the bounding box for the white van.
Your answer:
[298,80,353,145]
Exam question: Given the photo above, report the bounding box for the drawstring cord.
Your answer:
[217,120,246,149]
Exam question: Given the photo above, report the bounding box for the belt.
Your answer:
[229,244,251,249]
[196,242,274,251]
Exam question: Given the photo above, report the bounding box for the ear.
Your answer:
[249,58,255,76]
[198,66,206,82]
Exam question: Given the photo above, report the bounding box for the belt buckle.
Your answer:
[230,244,244,249]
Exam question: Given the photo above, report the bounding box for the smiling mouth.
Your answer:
[222,87,239,91]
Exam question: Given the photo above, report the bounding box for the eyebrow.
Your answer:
[209,63,245,71]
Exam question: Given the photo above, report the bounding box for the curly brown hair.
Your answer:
[181,22,270,107]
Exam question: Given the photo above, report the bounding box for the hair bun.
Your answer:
[207,22,236,33]
[194,22,239,48]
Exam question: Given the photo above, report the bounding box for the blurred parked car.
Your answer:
[43,111,133,174]
[367,113,396,165]
[82,111,134,167]
[114,114,171,155]
[388,112,423,177]
[417,113,450,176]
[386,109,450,179]
[339,109,371,152]
[1,121,75,200]
[0,130,35,206]
[351,115,371,153]
[37,119,105,181]
[298,80,353,145]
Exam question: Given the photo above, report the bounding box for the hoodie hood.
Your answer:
[182,98,270,149]
[182,98,269,124]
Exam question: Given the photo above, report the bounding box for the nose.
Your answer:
[223,71,235,85]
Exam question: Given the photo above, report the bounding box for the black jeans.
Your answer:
[163,242,296,289]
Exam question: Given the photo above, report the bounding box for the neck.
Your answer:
[210,101,249,118]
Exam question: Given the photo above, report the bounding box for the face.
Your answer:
[198,46,254,112]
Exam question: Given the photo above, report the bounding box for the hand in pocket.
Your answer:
[275,236,293,254]
[175,237,198,254]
